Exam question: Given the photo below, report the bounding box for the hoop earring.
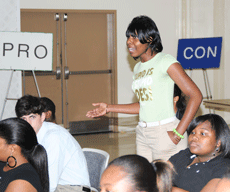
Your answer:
[6,156,17,168]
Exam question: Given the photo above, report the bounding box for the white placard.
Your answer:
[0,31,53,71]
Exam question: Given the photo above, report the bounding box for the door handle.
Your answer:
[64,13,68,21]
[63,14,69,80]
[64,66,69,79]
[55,13,61,80]
[56,66,61,79]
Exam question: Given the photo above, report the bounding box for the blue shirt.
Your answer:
[37,122,90,192]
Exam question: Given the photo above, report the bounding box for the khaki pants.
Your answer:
[55,185,92,192]
[136,118,188,162]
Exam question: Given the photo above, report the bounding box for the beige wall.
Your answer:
[20,0,230,123]
[0,0,21,120]
[181,0,230,123]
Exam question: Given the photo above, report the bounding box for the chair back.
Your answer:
[83,148,110,191]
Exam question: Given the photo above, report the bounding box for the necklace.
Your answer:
[187,154,215,168]
[196,156,214,163]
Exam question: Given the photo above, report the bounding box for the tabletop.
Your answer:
[203,99,230,112]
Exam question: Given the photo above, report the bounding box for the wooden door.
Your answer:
[21,10,117,133]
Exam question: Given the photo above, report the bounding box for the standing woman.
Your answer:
[0,118,49,192]
[86,15,202,162]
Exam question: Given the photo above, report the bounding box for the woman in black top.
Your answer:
[169,114,230,192]
[0,118,49,192]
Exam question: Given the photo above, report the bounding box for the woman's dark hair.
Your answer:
[126,15,163,58]
[174,84,187,120]
[108,155,174,192]
[187,114,230,158]
[0,118,49,192]
[15,95,44,118]
[40,97,56,122]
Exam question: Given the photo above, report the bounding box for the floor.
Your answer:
[74,130,136,162]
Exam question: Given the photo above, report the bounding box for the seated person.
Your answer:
[169,114,230,192]
[40,97,56,123]
[0,118,49,192]
[173,84,186,120]
[100,154,175,192]
[15,95,90,192]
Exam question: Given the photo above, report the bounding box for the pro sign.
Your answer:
[0,31,53,71]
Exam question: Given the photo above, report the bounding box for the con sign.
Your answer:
[177,37,222,69]
[0,32,53,71]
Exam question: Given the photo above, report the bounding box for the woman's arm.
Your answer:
[172,186,189,192]
[6,180,37,192]
[171,179,220,192]
[86,102,140,118]
[200,178,221,192]
[167,63,203,143]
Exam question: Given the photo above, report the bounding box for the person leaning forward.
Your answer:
[15,95,91,192]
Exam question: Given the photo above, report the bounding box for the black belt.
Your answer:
[82,186,91,192]
[68,185,91,192]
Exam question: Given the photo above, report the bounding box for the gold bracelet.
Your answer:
[173,128,184,139]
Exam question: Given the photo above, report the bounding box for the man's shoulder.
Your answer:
[41,122,76,142]
[43,122,68,133]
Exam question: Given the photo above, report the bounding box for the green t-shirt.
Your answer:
[132,52,179,122]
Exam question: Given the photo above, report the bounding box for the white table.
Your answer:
[203,99,230,112]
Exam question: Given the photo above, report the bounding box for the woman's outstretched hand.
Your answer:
[86,103,108,118]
